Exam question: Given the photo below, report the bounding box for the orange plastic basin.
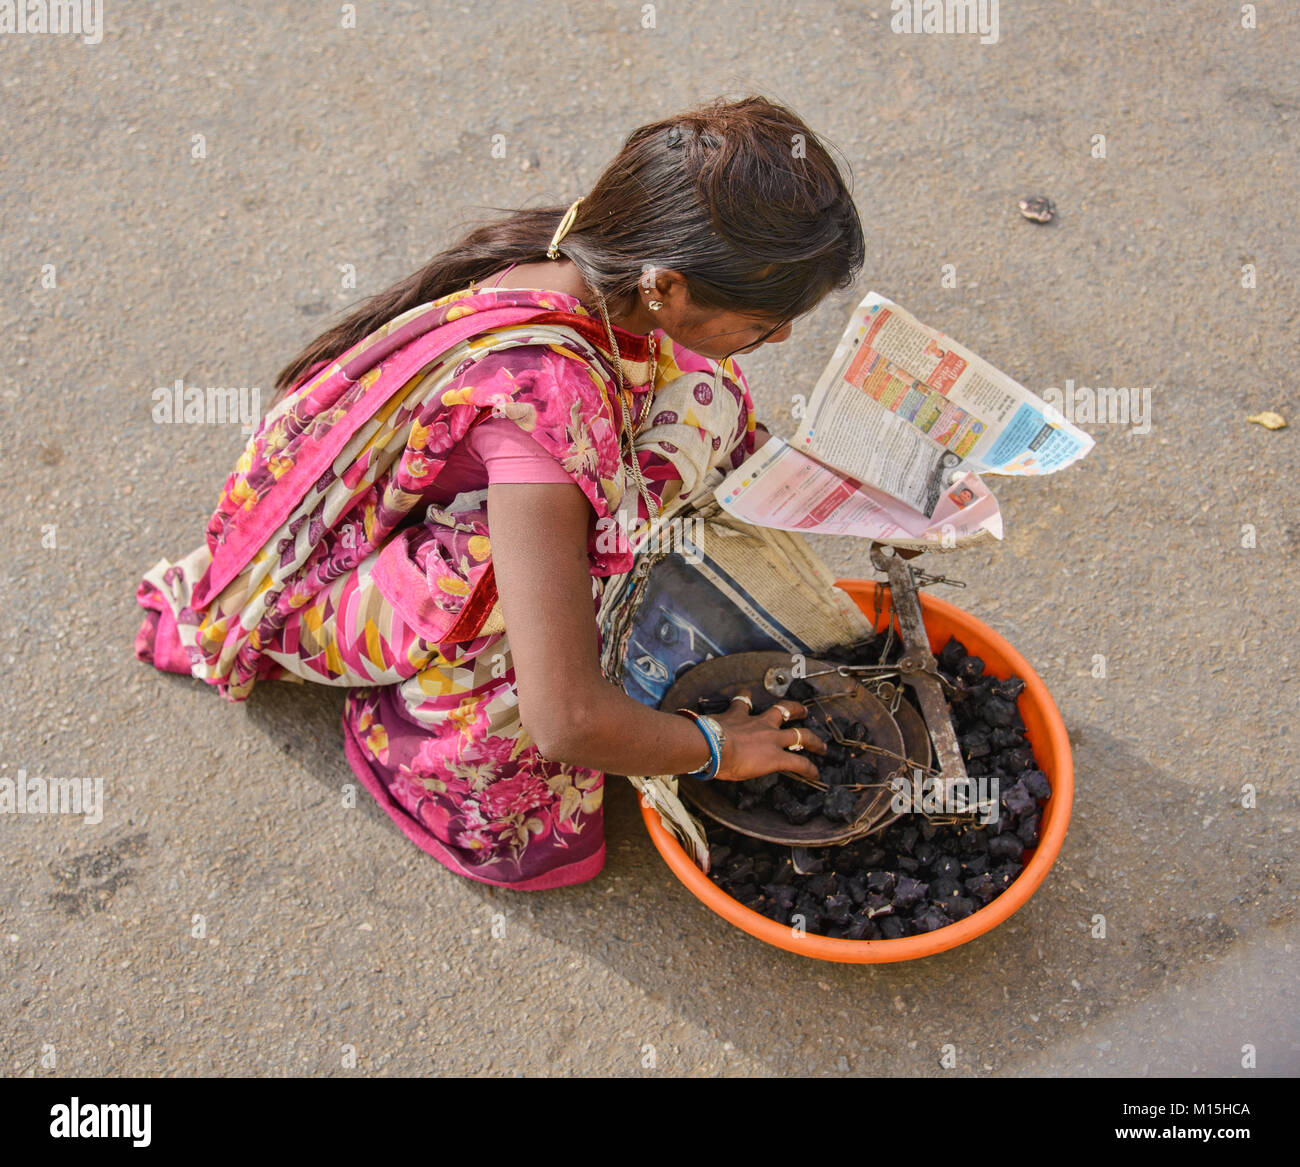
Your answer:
[639,579,1074,963]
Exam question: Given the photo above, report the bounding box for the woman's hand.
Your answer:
[709,691,826,783]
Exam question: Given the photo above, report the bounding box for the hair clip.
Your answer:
[665,125,685,148]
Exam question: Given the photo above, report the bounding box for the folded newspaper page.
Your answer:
[716,437,1003,550]
[715,291,1093,548]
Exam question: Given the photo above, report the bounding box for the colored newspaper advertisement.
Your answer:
[715,292,1093,549]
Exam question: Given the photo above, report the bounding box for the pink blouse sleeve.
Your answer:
[466,416,574,484]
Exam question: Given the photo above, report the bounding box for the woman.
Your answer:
[134,95,866,889]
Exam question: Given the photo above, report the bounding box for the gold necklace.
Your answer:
[595,291,660,522]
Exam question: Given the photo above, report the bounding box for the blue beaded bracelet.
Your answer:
[676,709,723,781]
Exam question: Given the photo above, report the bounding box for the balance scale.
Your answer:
[660,544,981,848]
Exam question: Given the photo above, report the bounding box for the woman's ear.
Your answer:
[654,269,698,314]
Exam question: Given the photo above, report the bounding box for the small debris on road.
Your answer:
[1018,195,1055,223]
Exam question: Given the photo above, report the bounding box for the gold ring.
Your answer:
[788,727,804,752]
[730,694,754,711]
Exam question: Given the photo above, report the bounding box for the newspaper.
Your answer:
[715,292,1094,550]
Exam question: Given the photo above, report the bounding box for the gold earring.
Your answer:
[648,300,663,311]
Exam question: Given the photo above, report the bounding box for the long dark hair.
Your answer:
[273,94,865,401]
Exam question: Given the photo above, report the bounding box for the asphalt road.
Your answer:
[1,0,1296,1077]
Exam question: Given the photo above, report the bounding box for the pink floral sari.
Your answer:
[135,283,757,888]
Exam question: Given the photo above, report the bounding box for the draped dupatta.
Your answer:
[150,286,660,700]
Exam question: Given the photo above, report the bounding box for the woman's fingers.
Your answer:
[779,751,822,783]
[713,689,760,731]
[760,699,807,726]
[725,686,757,713]
[706,698,829,782]
[765,725,828,782]
[744,712,831,778]
[783,725,828,755]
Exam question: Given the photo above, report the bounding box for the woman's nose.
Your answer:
[765,322,793,345]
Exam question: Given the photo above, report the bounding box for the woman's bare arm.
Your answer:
[487,482,825,780]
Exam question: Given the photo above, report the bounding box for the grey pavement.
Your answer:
[0,0,1296,1077]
